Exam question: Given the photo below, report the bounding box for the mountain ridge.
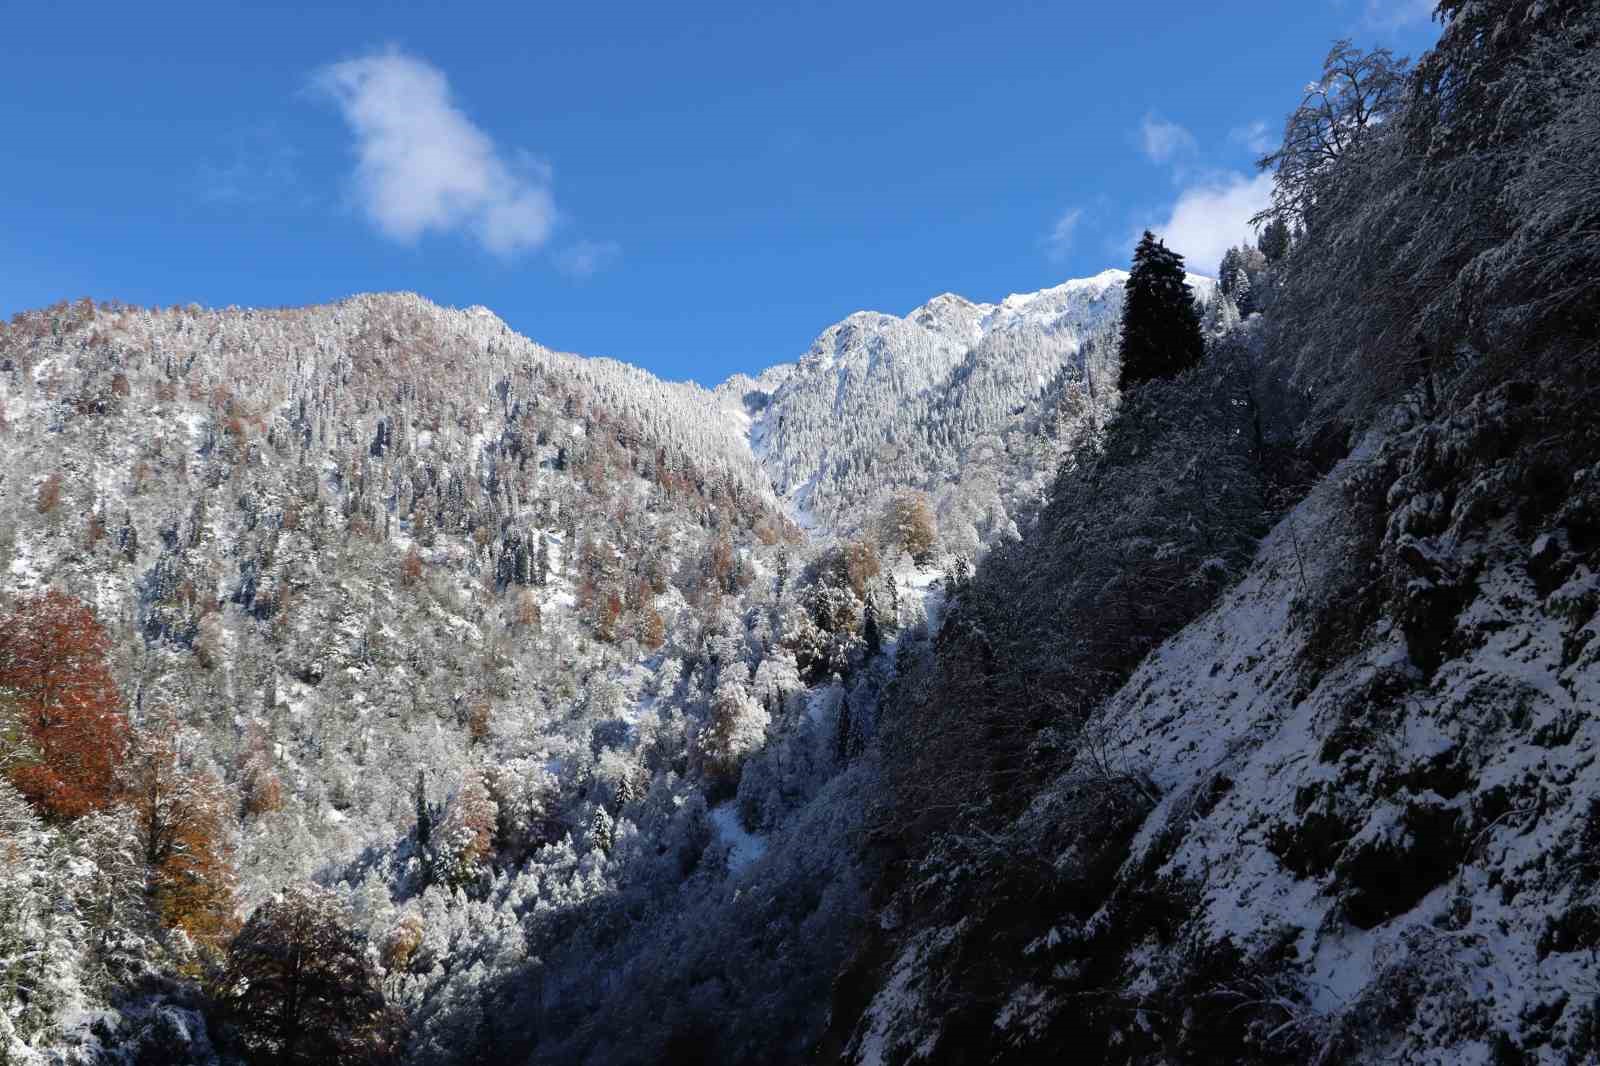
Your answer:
[175,269,1216,547]
[714,268,1213,538]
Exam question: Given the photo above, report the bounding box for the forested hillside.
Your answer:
[827,2,1600,1062]
[0,287,966,1063]
[0,293,827,1061]
[2,1,1596,1063]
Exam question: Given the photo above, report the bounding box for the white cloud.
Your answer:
[1139,114,1198,165]
[314,49,555,256]
[1044,207,1084,260]
[557,239,621,279]
[1228,120,1275,157]
[1147,171,1273,274]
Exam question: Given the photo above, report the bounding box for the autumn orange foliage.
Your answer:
[380,912,426,973]
[237,722,284,819]
[124,712,238,944]
[0,590,130,819]
[399,546,424,586]
[637,608,667,651]
[35,473,63,515]
[512,589,541,630]
[595,591,624,643]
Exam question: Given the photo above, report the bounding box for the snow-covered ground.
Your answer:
[1079,416,1600,1058]
[709,802,768,874]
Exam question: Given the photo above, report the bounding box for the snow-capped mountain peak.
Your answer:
[907,292,987,343]
[717,269,1205,537]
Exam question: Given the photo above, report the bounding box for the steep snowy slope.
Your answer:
[841,367,1600,1063]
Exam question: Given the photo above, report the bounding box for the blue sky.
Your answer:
[1,0,1440,385]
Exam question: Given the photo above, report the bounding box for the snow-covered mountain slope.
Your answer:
[0,273,1181,1065]
[0,293,797,896]
[1078,405,1600,1063]
[719,270,1213,544]
[833,362,1600,1064]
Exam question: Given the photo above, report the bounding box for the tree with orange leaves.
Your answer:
[0,590,129,819]
[637,607,667,650]
[595,590,624,643]
[427,770,498,892]
[123,709,238,944]
[237,722,284,820]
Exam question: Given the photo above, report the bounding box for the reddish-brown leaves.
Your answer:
[123,711,238,944]
[0,590,130,819]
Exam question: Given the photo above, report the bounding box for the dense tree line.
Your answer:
[839,3,1600,1061]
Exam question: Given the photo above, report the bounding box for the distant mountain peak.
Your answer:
[720,268,1174,535]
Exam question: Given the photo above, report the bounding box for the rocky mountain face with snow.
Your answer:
[718,270,1213,547]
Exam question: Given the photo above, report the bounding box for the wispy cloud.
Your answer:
[1361,0,1435,30]
[1043,207,1084,261]
[313,48,555,256]
[557,239,621,279]
[1139,114,1198,166]
[1228,120,1275,157]
[1144,171,1273,274]
[1120,107,1275,272]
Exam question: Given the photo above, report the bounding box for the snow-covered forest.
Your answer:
[3,0,1598,1062]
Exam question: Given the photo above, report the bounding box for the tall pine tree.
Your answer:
[1117,231,1204,390]
[862,599,883,658]
[1258,217,1291,263]
[1218,247,1242,296]
[414,768,431,848]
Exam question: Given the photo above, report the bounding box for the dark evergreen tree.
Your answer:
[862,599,882,658]
[514,536,533,586]
[774,545,791,599]
[118,511,139,563]
[833,699,853,764]
[1218,247,1242,296]
[414,769,431,848]
[1258,217,1291,263]
[1231,267,1256,317]
[590,805,615,853]
[534,533,551,587]
[1117,231,1204,390]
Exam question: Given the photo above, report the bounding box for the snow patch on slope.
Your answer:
[709,802,768,874]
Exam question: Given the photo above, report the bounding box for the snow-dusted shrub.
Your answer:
[695,675,771,788]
